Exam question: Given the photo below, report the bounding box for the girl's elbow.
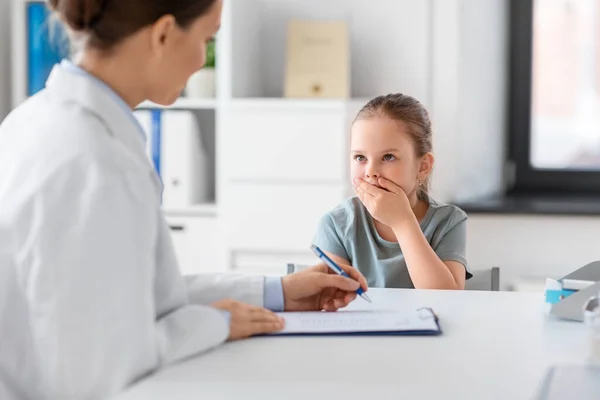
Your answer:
[451,275,466,290]
[442,281,464,290]
[415,281,462,290]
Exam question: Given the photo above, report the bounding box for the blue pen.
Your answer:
[310,245,372,303]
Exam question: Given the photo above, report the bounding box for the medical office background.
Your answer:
[1,0,600,292]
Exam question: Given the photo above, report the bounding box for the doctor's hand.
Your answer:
[211,299,284,340]
[281,263,368,312]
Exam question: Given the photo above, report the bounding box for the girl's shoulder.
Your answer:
[422,197,468,230]
[321,196,368,232]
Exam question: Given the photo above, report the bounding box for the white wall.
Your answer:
[430,0,507,204]
[456,0,508,202]
[0,0,11,122]
[468,214,600,288]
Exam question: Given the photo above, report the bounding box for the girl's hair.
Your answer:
[354,93,433,202]
[47,0,218,51]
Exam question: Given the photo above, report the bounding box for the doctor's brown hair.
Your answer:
[354,93,433,202]
[47,0,218,50]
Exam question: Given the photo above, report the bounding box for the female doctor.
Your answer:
[0,0,368,399]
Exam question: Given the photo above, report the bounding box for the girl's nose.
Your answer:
[365,164,380,179]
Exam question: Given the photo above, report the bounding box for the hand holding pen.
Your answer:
[311,245,372,303]
[281,248,371,312]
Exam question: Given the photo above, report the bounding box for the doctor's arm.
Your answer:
[185,264,366,313]
[185,272,291,311]
[186,270,365,313]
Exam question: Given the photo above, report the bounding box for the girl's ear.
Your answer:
[419,152,435,178]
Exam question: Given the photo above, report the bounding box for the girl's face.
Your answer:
[144,0,222,105]
[350,116,433,202]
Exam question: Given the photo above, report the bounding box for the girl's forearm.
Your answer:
[392,217,461,290]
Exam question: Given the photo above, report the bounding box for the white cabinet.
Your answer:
[164,213,224,275]
[232,250,318,276]
[222,102,349,182]
[223,183,347,251]
[219,101,364,269]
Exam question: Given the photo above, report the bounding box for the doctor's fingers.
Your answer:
[249,319,286,335]
[248,307,283,323]
[322,290,357,311]
[246,308,285,334]
[331,263,368,291]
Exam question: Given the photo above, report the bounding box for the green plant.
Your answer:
[205,38,216,69]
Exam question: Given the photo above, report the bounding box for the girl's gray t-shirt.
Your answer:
[312,196,471,288]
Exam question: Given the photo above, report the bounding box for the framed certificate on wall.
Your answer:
[284,20,350,99]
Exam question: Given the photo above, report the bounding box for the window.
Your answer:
[509,0,600,194]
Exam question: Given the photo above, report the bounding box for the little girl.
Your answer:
[312,93,471,290]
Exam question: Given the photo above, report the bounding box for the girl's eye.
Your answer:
[354,155,366,162]
[383,154,396,162]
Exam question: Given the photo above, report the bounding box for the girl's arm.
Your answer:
[312,213,352,268]
[326,234,462,290]
[392,217,466,290]
[323,251,352,269]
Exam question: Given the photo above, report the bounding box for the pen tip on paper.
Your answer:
[361,293,372,303]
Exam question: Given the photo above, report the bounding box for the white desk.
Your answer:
[114,289,591,400]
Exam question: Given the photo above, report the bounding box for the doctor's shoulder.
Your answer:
[0,92,120,179]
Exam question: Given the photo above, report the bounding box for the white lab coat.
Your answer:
[0,64,266,400]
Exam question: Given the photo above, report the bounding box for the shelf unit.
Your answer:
[161,203,218,217]
[138,98,217,111]
[228,97,371,110]
[227,0,432,101]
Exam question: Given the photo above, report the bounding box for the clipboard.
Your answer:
[268,308,442,337]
